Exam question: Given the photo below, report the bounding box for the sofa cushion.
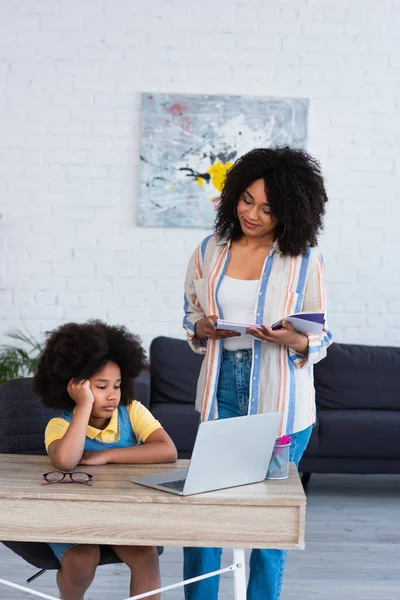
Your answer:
[0,378,53,455]
[151,401,199,457]
[299,455,400,475]
[135,369,151,408]
[314,343,400,411]
[150,336,203,405]
[304,409,400,459]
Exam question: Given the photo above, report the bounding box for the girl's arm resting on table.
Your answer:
[47,404,92,471]
[79,428,178,466]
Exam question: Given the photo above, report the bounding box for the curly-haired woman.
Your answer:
[183,147,333,600]
[33,320,177,600]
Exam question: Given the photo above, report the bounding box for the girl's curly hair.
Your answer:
[214,146,328,256]
[33,320,147,410]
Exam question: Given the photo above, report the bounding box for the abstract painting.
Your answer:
[137,93,309,228]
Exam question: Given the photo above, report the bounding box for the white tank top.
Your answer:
[218,275,260,351]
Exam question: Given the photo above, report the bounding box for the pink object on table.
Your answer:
[272,435,292,459]
[277,435,291,446]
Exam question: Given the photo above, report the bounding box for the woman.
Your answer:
[182,146,332,600]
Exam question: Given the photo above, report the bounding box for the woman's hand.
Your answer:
[195,315,240,341]
[79,450,109,466]
[246,321,309,354]
[67,379,95,408]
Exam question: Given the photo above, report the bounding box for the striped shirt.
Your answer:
[183,234,333,437]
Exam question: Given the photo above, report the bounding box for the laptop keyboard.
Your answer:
[160,479,186,491]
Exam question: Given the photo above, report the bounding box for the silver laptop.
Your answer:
[132,411,281,496]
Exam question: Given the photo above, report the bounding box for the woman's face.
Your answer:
[236,179,277,239]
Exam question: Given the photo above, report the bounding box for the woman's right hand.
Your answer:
[67,379,95,408]
[195,315,241,341]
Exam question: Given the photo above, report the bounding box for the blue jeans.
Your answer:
[184,349,313,600]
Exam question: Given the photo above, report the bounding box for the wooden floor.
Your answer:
[1,473,399,600]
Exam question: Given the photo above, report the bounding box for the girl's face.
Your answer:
[236,178,277,239]
[88,361,121,424]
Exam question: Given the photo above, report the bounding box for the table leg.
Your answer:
[233,548,246,599]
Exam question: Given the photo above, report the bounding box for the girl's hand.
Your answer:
[195,315,240,341]
[79,450,108,466]
[67,379,95,408]
[246,321,309,354]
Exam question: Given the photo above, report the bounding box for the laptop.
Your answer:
[132,411,282,496]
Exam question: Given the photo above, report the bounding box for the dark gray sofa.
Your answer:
[300,342,400,475]
[147,337,400,475]
[1,336,399,477]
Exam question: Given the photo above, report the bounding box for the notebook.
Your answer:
[215,311,325,336]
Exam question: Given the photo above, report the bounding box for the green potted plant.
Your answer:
[0,330,43,385]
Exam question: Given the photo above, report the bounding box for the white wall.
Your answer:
[0,0,399,350]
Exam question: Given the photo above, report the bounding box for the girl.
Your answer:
[183,147,332,600]
[33,320,177,600]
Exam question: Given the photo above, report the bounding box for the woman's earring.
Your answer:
[279,225,287,239]
[234,205,238,218]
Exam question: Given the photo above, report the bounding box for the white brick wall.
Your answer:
[0,0,399,351]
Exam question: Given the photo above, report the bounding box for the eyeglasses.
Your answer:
[42,471,93,486]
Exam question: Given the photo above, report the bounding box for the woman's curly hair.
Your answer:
[33,320,147,410]
[214,146,328,256]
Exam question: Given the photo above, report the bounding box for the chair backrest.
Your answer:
[0,377,54,454]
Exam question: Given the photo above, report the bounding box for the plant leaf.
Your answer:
[0,329,43,385]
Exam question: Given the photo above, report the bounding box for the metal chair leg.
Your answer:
[26,569,46,584]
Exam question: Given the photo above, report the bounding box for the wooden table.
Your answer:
[0,454,306,600]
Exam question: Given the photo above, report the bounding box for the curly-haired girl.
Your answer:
[33,320,177,600]
[183,147,333,600]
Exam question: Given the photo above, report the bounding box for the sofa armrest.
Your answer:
[135,370,151,409]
